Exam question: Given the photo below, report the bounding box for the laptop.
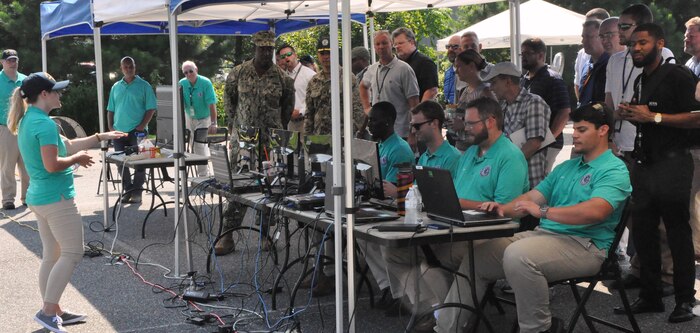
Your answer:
[210,144,261,193]
[414,166,511,227]
[324,163,399,224]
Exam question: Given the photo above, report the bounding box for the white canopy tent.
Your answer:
[437,0,584,50]
[91,1,521,332]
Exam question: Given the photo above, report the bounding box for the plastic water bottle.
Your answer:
[136,132,146,152]
[404,186,421,225]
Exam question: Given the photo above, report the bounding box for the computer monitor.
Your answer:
[303,134,332,164]
[269,128,300,156]
[351,138,384,200]
[236,126,260,172]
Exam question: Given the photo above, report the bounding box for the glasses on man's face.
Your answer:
[599,31,619,40]
[464,118,485,129]
[279,51,294,59]
[445,44,460,50]
[183,69,195,75]
[618,23,637,31]
[410,119,433,131]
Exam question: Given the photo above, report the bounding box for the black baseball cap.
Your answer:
[317,36,331,52]
[2,49,18,60]
[20,72,69,99]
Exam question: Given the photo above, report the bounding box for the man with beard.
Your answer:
[439,102,631,333]
[216,31,295,255]
[521,38,571,172]
[617,23,700,323]
[604,3,676,295]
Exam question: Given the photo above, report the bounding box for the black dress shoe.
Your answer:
[614,297,664,315]
[668,301,696,323]
[375,288,395,309]
[539,316,564,333]
[609,274,642,290]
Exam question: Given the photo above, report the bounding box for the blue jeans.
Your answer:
[113,130,146,195]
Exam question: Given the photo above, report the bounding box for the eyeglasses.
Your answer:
[410,119,433,131]
[279,51,294,59]
[464,118,486,129]
[599,31,619,39]
[445,44,460,50]
[183,69,195,74]
[618,23,637,31]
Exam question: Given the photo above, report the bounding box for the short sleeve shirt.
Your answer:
[417,140,461,176]
[18,106,75,205]
[179,75,217,120]
[454,134,529,203]
[362,56,420,138]
[287,63,316,115]
[379,132,415,183]
[0,70,26,124]
[405,50,438,100]
[522,66,570,148]
[107,76,157,132]
[535,150,631,251]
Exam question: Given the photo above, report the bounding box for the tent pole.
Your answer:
[362,21,368,49]
[41,39,48,73]
[369,15,375,64]
[341,0,356,332]
[509,0,522,68]
[92,23,109,231]
[329,0,345,332]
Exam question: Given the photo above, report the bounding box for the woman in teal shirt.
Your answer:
[7,72,125,333]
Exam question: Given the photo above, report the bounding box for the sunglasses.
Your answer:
[445,44,460,50]
[410,119,433,131]
[279,51,294,59]
[618,23,637,31]
[183,69,195,74]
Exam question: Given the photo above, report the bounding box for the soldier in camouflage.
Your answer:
[304,36,364,135]
[215,30,295,255]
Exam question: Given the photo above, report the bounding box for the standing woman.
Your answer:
[7,72,125,333]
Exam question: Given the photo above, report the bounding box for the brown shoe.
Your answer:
[311,273,335,297]
[214,233,235,256]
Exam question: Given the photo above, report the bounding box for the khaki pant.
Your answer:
[31,198,84,304]
[0,125,29,205]
[356,239,390,290]
[436,229,605,333]
[287,118,305,135]
[186,116,211,177]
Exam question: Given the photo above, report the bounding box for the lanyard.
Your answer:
[620,50,635,102]
[376,65,391,98]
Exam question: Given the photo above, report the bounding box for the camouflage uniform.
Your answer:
[304,67,365,135]
[223,58,295,229]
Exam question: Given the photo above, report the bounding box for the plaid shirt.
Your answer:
[501,88,551,187]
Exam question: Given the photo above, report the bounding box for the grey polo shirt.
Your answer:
[362,56,419,138]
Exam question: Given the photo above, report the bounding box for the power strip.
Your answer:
[182,290,210,302]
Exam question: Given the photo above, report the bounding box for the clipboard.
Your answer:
[508,127,556,150]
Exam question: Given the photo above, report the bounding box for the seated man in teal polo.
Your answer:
[368,101,415,183]
[381,97,529,328]
[382,100,461,198]
[436,103,632,333]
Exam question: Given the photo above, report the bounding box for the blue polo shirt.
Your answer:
[379,132,414,183]
[107,75,157,132]
[0,70,26,124]
[179,75,217,120]
[417,140,461,176]
[17,106,75,206]
[454,134,529,203]
[535,149,631,251]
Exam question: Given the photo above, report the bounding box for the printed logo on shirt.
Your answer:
[580,173,592,186]
[197,92,203,98]
[480,165,491,177]
[380,156,388,166]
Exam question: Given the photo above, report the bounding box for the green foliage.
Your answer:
[213,81,226,127]
[57,81,99,133]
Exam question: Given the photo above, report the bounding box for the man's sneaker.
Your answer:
[60,310,87,325]
[128,193,142,204]
[34,310,68,333]
[2,202,15,210]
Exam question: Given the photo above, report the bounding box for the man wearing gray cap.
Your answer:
[483,62,551,188]
[351,46,370,83]
[0,49,29,210]
[218,30,295,254]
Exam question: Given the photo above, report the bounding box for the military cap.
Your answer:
[317,36,331,52]
[253,31,276,47]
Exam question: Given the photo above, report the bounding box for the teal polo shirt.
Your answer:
[535,149,631,251]
[454,134,529,203]
[18,106,75,206]
[0,70,26,124]
[107,75,157,132]
[417,140,461,176]
[179,75,217,120]
[379,132,414,183]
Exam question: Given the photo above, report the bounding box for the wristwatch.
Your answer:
[539,205,549,219]
[654,113,662,124]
